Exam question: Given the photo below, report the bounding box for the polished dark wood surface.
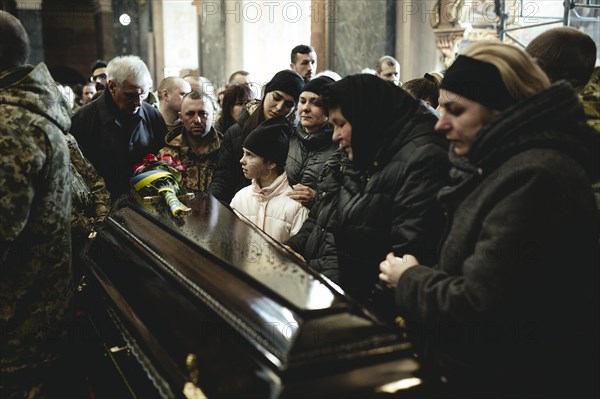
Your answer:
[81,194,421,398]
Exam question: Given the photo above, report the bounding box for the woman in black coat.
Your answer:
[320,74,450,305]
[285,149,347,283]
[380,42,599,397]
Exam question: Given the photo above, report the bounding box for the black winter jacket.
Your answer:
[286,123,337,193]
[285,149,347,283]
[324,76,450,303]
[336,113,449,302]
[396,82,600,397]
[209,108,251,203]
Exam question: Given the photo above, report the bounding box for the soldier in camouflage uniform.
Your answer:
[578,66,600,214]
[67,133,110,237]
[579,66,600,133]
[0,11,74,398]
[159,90,222,193]
[67,132,110,282]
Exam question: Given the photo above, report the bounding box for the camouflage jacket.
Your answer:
[66,133,110,237]
[159,125,222,193]
[577,67,600,212]
[0,64,73,372]
[578,66,600,134]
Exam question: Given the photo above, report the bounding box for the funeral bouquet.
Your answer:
[131,154,193,217]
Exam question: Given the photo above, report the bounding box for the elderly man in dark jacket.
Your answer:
[71,55,167,199]
[321,74,450,307]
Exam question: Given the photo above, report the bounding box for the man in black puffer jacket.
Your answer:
[321,74,450,308]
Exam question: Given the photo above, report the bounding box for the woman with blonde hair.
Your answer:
[380,42,599,397]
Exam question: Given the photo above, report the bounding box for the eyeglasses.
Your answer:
[91,73,107,82]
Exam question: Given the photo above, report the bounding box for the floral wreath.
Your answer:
[131,154,193,216]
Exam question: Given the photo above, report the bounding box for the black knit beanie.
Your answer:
[243,115,291,164]
[302,75,335,96]
[264,70,304,103]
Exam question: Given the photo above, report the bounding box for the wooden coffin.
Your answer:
[79,194,422,398]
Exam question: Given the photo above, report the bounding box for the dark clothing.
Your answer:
[284,122,340,281]
[243,115,291,165]
[323,75,450,303]
[209,108,251,203]
[396,82,600,397]
[285,149,346,283]
[213,117,226,135]
[70,89,168,198]
[67,133,110,237]
[0,63,73,396]
[285,122,337,193]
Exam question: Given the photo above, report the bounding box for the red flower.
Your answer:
[133,153,189,188]
[133,154,160,174]
[159,154,174,165]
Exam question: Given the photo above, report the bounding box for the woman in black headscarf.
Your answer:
[320,74,450,307]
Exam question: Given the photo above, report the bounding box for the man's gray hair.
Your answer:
[107,55,152,91]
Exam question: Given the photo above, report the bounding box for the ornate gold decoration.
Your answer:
[431,1,522,67]
[465,28,500,43]
[183,353,208,399]
[431,0,465,28]
[433,28,466,68]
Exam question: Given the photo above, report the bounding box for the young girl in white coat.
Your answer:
[230,115,308,243]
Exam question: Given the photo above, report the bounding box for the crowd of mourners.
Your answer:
[2,8,599,397]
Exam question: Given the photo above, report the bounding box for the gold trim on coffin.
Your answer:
[183,353,209,399]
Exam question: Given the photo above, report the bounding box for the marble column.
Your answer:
[396,0,439,80]
[111,0,141,57]
[224,0,244,86]
[14,0,44,64]
[95,0,115,60]
[311,0,328,72]
[150,0,164,83]
[195,0,228,87]
[137,0,151,66]
[330,0,396,77]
